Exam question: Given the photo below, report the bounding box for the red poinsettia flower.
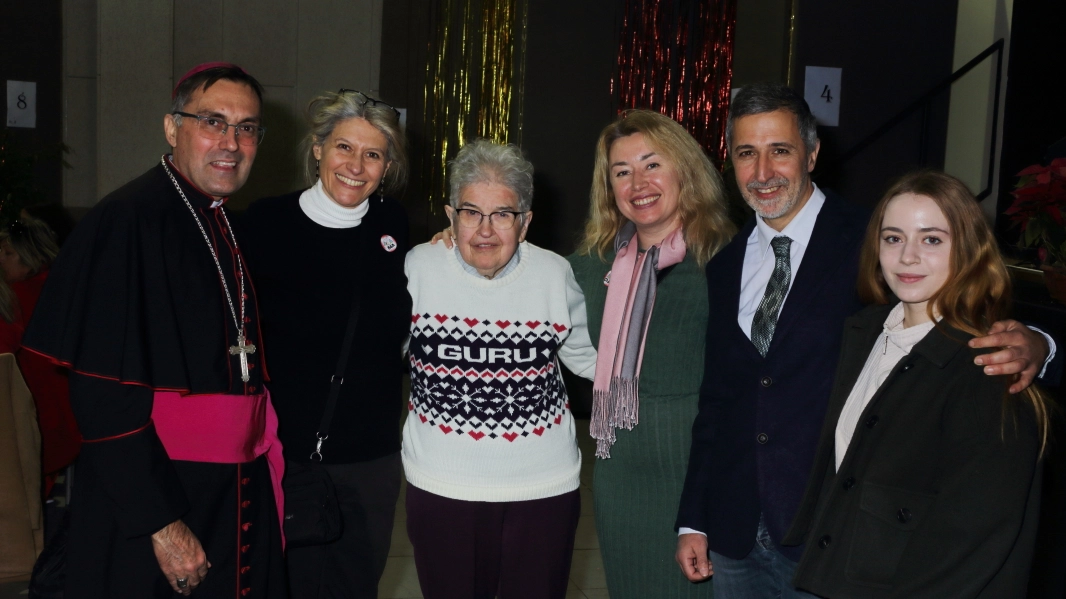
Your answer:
[1009,158,1066,265]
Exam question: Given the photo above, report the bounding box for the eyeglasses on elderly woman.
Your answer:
[452,208,527,230]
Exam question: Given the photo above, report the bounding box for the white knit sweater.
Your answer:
[402,241,597,502]
[835,302,936,470]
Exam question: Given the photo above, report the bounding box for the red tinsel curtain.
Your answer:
[612,0,737,166]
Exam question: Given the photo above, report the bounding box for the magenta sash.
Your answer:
[151,389,286,548]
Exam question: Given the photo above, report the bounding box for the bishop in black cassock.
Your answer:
[22,64,285,599]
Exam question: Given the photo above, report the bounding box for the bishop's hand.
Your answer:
[152,519,211,595]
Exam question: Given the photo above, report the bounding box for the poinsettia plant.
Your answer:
[1005,157,1066,267]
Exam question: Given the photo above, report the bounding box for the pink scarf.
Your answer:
[591,223,686,458]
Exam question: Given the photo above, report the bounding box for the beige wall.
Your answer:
[61,0,384,211]
[943,0,1012,219]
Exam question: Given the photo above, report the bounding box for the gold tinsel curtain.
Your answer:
[613,0,737,166]
[422,0,529,213]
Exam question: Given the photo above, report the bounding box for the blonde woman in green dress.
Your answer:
[567,109,735,598]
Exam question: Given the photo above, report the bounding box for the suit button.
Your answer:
[865,415,879,428]
[241,544,251,553]
[901,363,914,372]
[760,376,773,387]
[241,477,251,486]
[818,535,831,548]
[241,500,251,508]
[842,477,855,490]
[757,433,769,444]
[897,508,912,523]
[242,522,253,531]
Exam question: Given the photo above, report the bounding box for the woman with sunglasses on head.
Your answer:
[783,170,1048,598]
[241,90,412,598]
[402,139,597,599]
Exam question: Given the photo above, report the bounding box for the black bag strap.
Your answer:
[310,269,363,461]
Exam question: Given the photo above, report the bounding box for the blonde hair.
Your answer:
[0,216,59,278]
[578,110,735,266]
[857,170,1051,455]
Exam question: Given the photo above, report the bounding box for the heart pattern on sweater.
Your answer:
[408,313,573,441]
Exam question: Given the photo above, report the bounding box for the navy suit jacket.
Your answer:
[675,190,870,562]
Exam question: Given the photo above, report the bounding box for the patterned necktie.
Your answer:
[751,236,793,357]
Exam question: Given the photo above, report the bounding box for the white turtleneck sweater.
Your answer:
[298,179,370,228]
[834,302,937,470]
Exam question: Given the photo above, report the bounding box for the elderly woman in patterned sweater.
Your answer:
[403,139,597,599]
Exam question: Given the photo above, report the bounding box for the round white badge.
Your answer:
[380,235,398,252]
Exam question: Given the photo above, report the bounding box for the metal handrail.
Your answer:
[820,38,1004,200]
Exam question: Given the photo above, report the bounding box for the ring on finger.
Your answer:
[176,577,189,589]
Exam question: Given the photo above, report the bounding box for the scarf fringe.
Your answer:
[590,376,640,459]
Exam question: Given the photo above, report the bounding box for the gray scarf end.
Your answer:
[590,378,641,460]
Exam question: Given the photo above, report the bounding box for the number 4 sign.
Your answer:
[803,67,841,127]
[7,81,37,129]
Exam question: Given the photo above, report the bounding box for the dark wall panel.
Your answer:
[520,0,621,254]
[1,0,64,206]
[996,0,1066,240]
[793,0,958,207]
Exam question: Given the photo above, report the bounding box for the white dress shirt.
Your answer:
[833,303,934,470]
[737,185,827,339]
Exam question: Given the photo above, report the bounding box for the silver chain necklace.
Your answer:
[160,156,257,382]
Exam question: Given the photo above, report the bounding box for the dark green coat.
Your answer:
[784,303,1043,598]
[569,250,713,599]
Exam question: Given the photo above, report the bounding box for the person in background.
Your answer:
[242,89,411,598]
[22,203,77,248]
[0,217,80,495]
[784,170,1048,598]
[404,139,597,599]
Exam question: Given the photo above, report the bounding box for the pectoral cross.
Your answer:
[229,333,257,382]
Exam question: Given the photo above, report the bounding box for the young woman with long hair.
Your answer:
[784,170,1048,598]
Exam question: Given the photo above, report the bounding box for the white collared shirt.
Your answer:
[737,184,827,338]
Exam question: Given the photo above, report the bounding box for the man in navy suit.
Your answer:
[673,83,1056,598]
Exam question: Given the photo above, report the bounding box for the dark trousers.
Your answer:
[287,452,402,599]
[405,484,581,599]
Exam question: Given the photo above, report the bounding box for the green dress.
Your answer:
[568,251,713,599]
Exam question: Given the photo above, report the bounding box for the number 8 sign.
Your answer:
[7,81,37,129]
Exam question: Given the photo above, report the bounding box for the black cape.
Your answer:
[23,159,265,395]
[23,159,283,598]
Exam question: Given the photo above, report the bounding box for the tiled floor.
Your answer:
[378,418,609,598]
[0,421,609,599]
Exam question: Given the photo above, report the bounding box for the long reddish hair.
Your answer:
[857,170,1049,454]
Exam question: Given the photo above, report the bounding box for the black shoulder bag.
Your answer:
[281,281,362,548]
